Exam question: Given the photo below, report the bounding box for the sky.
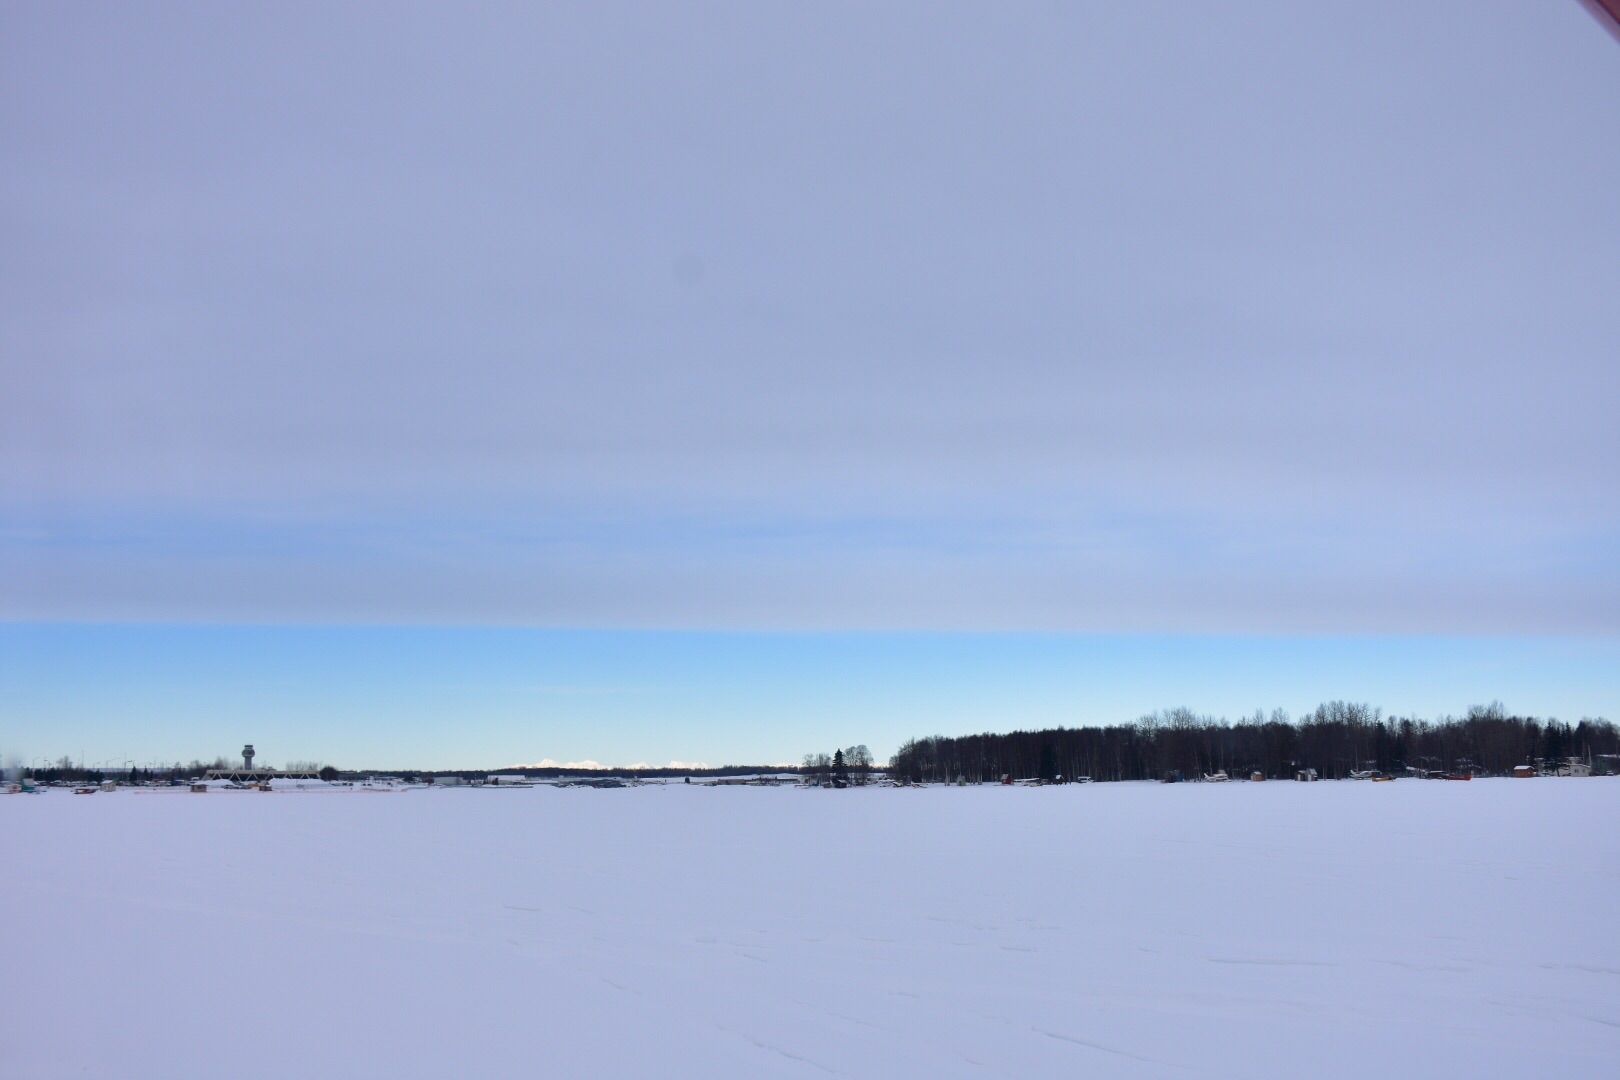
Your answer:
[2,3,1617,768]
[4,625,1617,771]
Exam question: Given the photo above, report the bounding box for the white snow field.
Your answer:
[5,780,1616,1079]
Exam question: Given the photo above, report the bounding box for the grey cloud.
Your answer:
[2,2,1617,630]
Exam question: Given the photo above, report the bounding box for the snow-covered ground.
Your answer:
[4,779,1616,1078]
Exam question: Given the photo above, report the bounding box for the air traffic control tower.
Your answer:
[205,744,321,785]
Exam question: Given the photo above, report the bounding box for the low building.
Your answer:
[205,767,322,784]
[1511,765,1535,778]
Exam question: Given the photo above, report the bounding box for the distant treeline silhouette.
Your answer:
[21,761,790,784]
[426,764,792,780]
[888,702,1618,783]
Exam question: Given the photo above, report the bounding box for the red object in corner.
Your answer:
[1579,0,1620,43]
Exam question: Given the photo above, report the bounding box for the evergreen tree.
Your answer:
[1543,721,1565,766]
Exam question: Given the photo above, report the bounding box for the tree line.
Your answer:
[888,702,1619,784]
[22,756,340,784]
[802,745,875,786]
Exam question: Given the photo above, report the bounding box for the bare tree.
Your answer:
[844,745,873,785]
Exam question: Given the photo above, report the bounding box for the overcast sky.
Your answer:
[3,2,1618,633]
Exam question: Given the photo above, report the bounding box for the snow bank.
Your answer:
[4,779,1616,1078]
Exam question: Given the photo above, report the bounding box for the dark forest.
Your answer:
[888,702,1618,783]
